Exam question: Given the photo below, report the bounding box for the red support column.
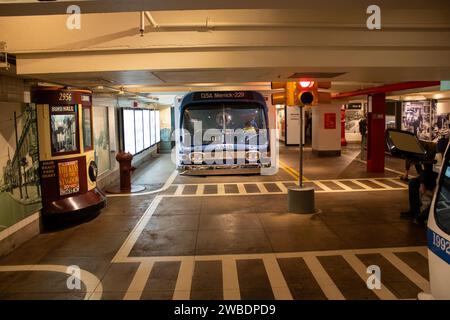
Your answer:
[341,106,347,146]
[366,93,386,172]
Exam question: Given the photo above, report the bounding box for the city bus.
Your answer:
[177,91,271,175]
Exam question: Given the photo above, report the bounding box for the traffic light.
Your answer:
[271,82,298,106]
[271,81,331,106]
[296,81,318,106]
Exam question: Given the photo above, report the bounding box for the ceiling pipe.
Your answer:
[332,81,440,99]
[137,14,377,31]
[139,12,145,36]
[144,11,159,28]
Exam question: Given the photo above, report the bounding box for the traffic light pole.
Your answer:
[299,105,303,188]
[287,103,315,214]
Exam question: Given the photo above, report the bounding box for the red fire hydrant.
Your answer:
[116,151,135,193]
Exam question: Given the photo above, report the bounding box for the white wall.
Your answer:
[437,100,450,114]
[312,104,341,153]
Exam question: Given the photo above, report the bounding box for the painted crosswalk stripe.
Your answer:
[302,255,345,300]
[222,257,241,300]
[333,181,353,191]
[173,258,195,300]
[174,185,185,196]
[217,184,225,195]
[276,182,288,193]
[262,256,293,300]
[257,183,269,194]
[123,262,154,300]
[312,181,333,192]
[386,178,409,187]
[368,179,395,189]
[342,253,397,300]
[196,184,204,196]
[237,183,247,194]
[381,252,430,292]
[350,179,372,190]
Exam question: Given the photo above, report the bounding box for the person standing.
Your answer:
[359,116,367,160]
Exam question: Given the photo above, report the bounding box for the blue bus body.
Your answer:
[177,91,271,175]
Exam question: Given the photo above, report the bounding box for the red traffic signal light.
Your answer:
[296,80,318,106]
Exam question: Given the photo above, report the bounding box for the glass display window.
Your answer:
[150,110,156,145]
[82,106,93,151]
[156,110,161,143]
[143,109,151,149]
[123,109,136,155]
[135,110,144,153]
[50,105,80,156]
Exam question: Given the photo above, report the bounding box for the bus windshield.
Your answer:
[181,102,267,145]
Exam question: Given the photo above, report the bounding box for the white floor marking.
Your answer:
[104,166,417,300]
[173,258,195,300]
[311,181,333,192]
[195,184,204,195]
[237,183,247,194]
[368,179,395,189]
[332,181,353,191]
[106,170,178,198]
[350,179,372,190]
[387,178,409,187]
[257,183,269,194]
[341,253,397,300]
[175,185,185,196]
[341,153,404,176]
[262,256,293,300]
[217,184,225,195]
[123,262,154,300]
[0,264,103,300]
[0,212,40,242]
[276,182,288,193]
[418,247,429,259]
[112,196,163,263]
[222,257,241,300]
[381,252,430,292]
[302,256,345,300]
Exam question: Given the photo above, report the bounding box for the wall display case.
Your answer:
[93,106,110,176]
[120,108,161,156]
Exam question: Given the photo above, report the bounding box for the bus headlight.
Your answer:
[245,151,260,162]
[190,152,204,164]
[179,153,190,162]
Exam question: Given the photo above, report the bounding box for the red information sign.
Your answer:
[324,113,336,129]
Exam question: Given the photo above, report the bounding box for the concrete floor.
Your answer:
[0,144,429,300]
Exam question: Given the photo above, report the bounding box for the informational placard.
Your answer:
[40,161,56,179]
[285,106,305,145]
[324,113,337,129]
[58,160,80,196]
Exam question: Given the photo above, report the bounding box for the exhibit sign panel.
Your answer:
[58,160,80,196]
[324,113,337,129]
[0,103,42,231]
